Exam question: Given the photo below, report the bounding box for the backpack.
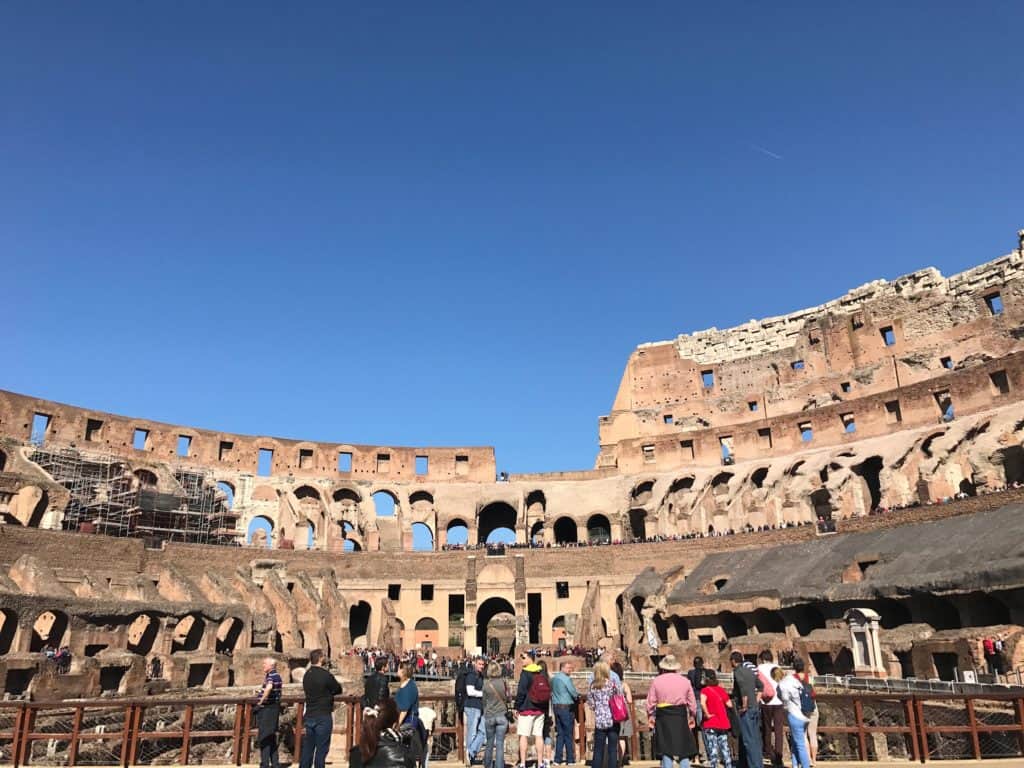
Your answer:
[455,671,468,714]
[757,669,776,703]
[527,672,552,705]
[798,677,815,715]
[983,638,995,655]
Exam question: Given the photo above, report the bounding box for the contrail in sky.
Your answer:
[749,144,784,160]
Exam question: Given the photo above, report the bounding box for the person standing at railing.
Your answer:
[587,662,623,768]
[301,649,343,768]
[730,652,763,768]
[550,660,579,766]
[756,651,785,768]
[646,655,697,768]
[698,670,733,768]
[775,667,810,768]
[464,656,487,764]
[254,657,283,768]
[483,661,510,768]
[791,659,817,766]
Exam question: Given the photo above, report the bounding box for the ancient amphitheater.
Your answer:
[3,230,1024,702]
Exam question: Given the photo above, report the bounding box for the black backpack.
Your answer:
[455,670,468,714]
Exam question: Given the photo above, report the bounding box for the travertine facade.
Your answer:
[2,229,1024,700]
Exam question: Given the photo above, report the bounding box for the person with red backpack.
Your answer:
[514,650,551,768]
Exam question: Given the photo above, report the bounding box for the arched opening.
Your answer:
[171,614,205,653]
[668,477,695,494]
[525,490,546,514]
[913,593,961,630]
[873,598,913,630]
[671,616,690,641]
[750,608,786,634]
[631,480,655,506]
[529,521,544,545]
[751,467,770,489]
[718,610,747,639]
[586,514,611,544]
[628,509,647,540]
[553,517,578,545]
[410,490,434,510]
[333,487,361,506]
[126,613,160,655]
[134,469,158,487]
[216,617,245,655]
[920,432,946,459]
[350,601,371,646]
[294,485,321,501]
[853,456,884,509]
[998,446,1024,485]
[339,520,360,552]
[786,605,827,636]
[411,522,434,551]
[711,472,733,495]
[476,596,516,654]
[217,482,235,509]
[445,518,469,547]
[478,502,517,544]
[960,591,1010,626]
[810,488,833,520]
[552,615,567,645]
[786,461,806,477]
[413,617,439,647]
[30,610,69,652]
[246,516,274,548]
[0,449,6,472]
[959,478,977,497]
[0,608,19,655]
[373,491,398,517]
[834,647,855,676]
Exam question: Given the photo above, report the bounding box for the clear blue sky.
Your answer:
[3,2,1022,475]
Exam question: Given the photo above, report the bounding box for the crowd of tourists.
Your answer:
[40,644,72,674]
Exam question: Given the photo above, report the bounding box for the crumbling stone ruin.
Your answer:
[2,229,1024,700]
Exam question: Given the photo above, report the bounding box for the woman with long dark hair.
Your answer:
[359,697,414,768]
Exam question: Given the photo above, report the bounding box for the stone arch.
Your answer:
[350,601,371,646]
[628,509,647,540]
[30,610,69,651]
[810,488,833,520]
[852,456,884,510]
[333,486,362,505]
[0,608,19,655]
[786,460,806,477]
[711,472,733,494]
[920,431,947,459]
[668,477,695,494]
[216,617,245,655]
[553,516,578,544]
[410,490,435,511]
[478,501,517,544]
[171,614,205,653]
[631,480,655,506]
[751,467,770,489]
[247,516,274,548]
[529,520,544,544]
[552,615,567,645]
[217,481,235,509]
[134,469,158,487]
[126,613,160,655]
[373,490,398,517]
[414,617,439,647]
[476,596,516,653]
[525,490,546,515]
[411,521,435,551]
[445,518,469,547]
[586,514,611,543]
[294,485,321,501]
[718,610,746,639]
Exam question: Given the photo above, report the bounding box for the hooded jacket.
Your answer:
[515,662,544,713]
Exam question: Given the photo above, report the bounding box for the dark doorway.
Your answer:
[933,653,959,681]
[528,593,542,645]
[350,601,371,644]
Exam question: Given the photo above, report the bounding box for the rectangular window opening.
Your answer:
[31,413,52,443]
[219,440,234,461]
[338,451,352,472]
[642,444,656,463]
[985,292,1004,315]
[757,427,773,450]
[851,313,864,330]
[448,594,465,625]
[841,413,856,433]
[455,454,469,476]
[388,584,401,601]
[421,584,434,602]
[679,440,695,460]
[132,428,150,452]
[177,435,192,457]
[719,435,734,460]
[556,581,569,599]
[376,453,391,473]
[941,356,954,370]
[663,414,674,425]
[257,448,274,476]
[701,369,715,388]
[934,391,955,421]
[415,455,429,475]
[880,326,896,346]
[799,422,814,442]
[990,369,1010,396]
[791,360,805,371]
[298,448,314,469]
[885,400,903,424]
[748,401,758,412]
[85,418,103,442]
[841,381,852,393]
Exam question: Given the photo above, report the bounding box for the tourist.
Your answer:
[419,705,437,768]
[464,657,487,764]
[550,660,579,765]
[482,661,510,768]
[791,659,817,766]
[776,667,811,768]
[394,662,425,766]
[514,650,549,768]
[254,657,283,768]
[300,649,343,768]
[586,661,622,768]
[730,651,763,768]
[698,670,733,768]
[359,697,415,768]
[610,661,633,766]
[757,650,785,768]
[686,656,706,764]
[364,657,390,708]
[646,654,697,768]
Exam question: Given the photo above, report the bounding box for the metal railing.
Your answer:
[4,690,1024,765]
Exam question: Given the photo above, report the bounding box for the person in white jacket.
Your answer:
[775,668,810,768]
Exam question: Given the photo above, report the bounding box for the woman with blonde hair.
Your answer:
[586,661,623,768]
[482,661,510,768]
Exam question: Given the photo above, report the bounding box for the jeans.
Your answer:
[554,706,575,764]
[787,714,810,768]
[466,707,486,758]
[592,726,618,768]
[702,729,731,768]
[255,704,280,768]
[299,714,333,768]
[738,707,762,768]
[660,758,690,768]
[484,714,508,768]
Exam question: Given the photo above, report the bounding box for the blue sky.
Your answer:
[2,2,1023,476]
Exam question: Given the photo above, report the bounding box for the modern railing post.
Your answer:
[241,701,253,765]
[11,703,30,768]
[67,705,84,766]
[852,698,867,761]
[232,702,245,766]
[902,696,921,763]
[119,703,136,768]
[1014,696,1024,758]
[575,697,586,761]
[965,697,981,760]
[914,696,929,762]
[180,703,195,765]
